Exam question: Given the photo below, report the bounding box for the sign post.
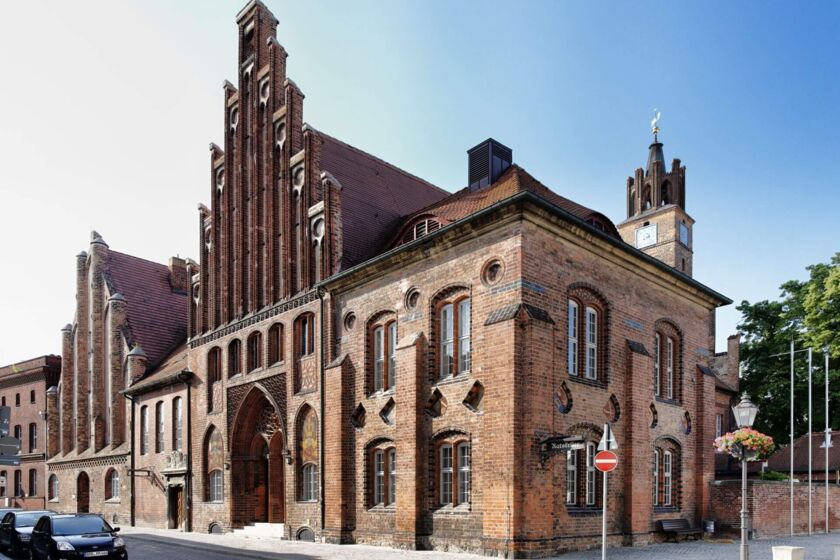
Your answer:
[596,424,618,560]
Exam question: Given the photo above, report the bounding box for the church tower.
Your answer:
[617,115,694,276]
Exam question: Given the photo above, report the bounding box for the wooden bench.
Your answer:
[659,518,702,541]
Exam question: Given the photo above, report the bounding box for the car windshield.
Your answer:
[52,517,113,536]
[15,513,46,527]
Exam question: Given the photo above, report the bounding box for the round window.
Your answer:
[343,312,356,331]
[405,288,420,311]
[482,259,504,286]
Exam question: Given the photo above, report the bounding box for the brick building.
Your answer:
[42,1,740,556]
[0,355,60,510]
[46,232,190,527]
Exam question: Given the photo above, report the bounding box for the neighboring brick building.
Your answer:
[46,232,190,527]
[41,1,738,556]
[0,355,60,510]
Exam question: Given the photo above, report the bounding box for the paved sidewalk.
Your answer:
[120,526,840,560]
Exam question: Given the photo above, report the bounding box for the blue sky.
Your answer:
[0,0,837,364]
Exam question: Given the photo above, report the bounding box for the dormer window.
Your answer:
[402,217,441,244]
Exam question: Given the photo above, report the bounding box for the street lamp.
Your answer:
[732,393,759,560]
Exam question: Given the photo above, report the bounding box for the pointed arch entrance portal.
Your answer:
[230,386,286,526]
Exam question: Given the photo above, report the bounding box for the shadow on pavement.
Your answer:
[125,533,321,560]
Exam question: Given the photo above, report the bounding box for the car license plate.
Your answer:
[85,552,108,557]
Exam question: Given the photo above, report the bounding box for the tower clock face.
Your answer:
[635,224,657,249]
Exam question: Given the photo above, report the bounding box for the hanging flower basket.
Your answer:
[714,428,775,462]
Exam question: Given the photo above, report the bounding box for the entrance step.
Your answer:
[232,522,285,538]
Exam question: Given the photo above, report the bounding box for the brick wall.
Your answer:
[710,480,840,537]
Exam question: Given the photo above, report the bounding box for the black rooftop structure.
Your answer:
[468,138,512,191]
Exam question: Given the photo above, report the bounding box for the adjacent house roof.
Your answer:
[319,132,450,269]
[389,164,619,247]
[765,431,840,472]
[125,343,189,395]
[107,251,189,369]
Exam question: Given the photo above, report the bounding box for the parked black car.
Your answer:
[0,510,54,557]
[29,514,127,560]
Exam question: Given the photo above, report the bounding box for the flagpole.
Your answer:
[808,347,813,536]
[825,348,830,534]
[789,339,794,536]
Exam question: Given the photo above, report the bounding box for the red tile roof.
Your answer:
[319,132,450,268]
[107,251,189,370]
[390,164,619,247]
[126,343,188,392]
[766,431,840,472]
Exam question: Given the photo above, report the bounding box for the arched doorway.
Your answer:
[230,387,285,527]
[76,472,90,513]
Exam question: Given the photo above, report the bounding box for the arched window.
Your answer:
[0,471,6,497]
[642,186,652,210]
[140,406,149,455]
[29,390,35,404]
[435,433,471,507]
[564,425,602,509]
[267,323,284,365]
[207,347,221,412]
[653,321,682,402]
[48,474,58,501]
[295,314,315,358]
[567,287,608,383]
[294,314,316,394]
[155,401,165,453]
[105,469,119,501]
[204,427,224,502]
[402,217,441,244]
[368,313,397,393]
[28,423,37,453]
[660,182,671,206]
[247,332,262,373]
[435,290,471,380]
[367,441,396,508]
[653,440,681,508]
[15,393,20,407]
[297,406,318,502]
[172,397,183,451]
[29,469,37,497]
[228,339,241,377]
[14,470,22,497]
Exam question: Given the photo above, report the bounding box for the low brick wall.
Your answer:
[710,480,840,537]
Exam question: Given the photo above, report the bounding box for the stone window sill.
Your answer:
[105,498,121,504]
[435,373,470,387]
[567,375,607,389]
[367,388,396,399]
[567,505,602,516]
[433,503,471,515]
[48,498,59,503]
[367,505,396,513]
[655,397,682,407]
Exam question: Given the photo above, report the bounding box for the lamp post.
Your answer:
[733,393,759,560]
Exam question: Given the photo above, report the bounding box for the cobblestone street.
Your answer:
[13,527,827,560]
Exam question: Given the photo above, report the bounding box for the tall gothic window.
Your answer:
[140,407,149,455]
[207,347,221,412]
[29,469,37,497]
[436,435,471,507]
[369,312,397,393]
[567,288,608,382]
[28,423,36,453]
[48,474,58,501]
[297,406,318,501]
[653,440,681,508]
[267,323,284,365]
[155,401,165,453]
[205,427,224,502]
[247,331,262,373]
[565,427,602,509]
[105,469,119,500]
[228,339,241,377]
[436,293,471,379]
[172,397,183,452]
[653,321,682,402]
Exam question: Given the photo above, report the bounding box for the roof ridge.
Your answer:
[316,129,449,197]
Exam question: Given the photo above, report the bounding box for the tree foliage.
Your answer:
[737,253,840,445]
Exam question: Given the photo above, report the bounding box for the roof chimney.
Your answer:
[468,138,512,191]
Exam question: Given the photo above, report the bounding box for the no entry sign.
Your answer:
[594,450,618,473]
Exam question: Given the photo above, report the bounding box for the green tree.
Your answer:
[737,253,840,445]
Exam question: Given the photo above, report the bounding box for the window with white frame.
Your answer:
[437,295,471,379]
[584,308,598,380]
[208,470,223,502]
[173,397,183,451]
[388,448,396,505]
[140,407,149,455]
[566,448,577,504]
[388,322,397,389]
[374,327,385,391]
[585,442,597,505]
[567,300,578,376]
[370,315,397,393]
[373,450,385,505]
[666,338,674,399]
[716,414,723,438]
[457,442,471,504]
[439,444,453,505]
[663,450,673,506]
[458,299,471,374]
[652,450,659,506]
[653,333,661,396]
[301,463,318,501]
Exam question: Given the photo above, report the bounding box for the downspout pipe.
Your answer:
[177,371,193,533]
[124,393,136,527]
[318,288,326,535]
